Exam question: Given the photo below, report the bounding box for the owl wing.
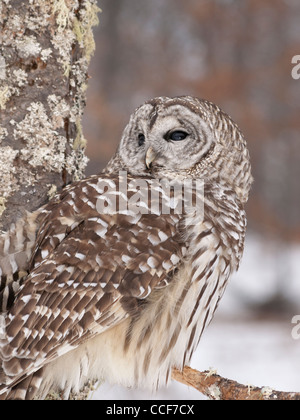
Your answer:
[0,211,43,313]
[0,174,186,392]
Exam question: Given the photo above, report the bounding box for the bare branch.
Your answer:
[172,366,300,400]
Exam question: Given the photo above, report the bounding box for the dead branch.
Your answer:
[172,366,300,400]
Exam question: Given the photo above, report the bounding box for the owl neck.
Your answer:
[103,153,124,175]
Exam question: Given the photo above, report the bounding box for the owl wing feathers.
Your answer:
[0,174,186,392]
[0,211,43,313]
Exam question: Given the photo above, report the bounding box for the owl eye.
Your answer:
[167,131,189,142]
[138,133,145,147]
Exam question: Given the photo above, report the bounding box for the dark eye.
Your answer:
[168,131,188,141]
[138,133,145,147]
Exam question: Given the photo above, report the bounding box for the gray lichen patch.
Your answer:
[14,101,68,173]
[0,54,6,79]
[12,69,28,87]
[0,146,19,200]
[15,35,42,58]
[47,94,74,129]
[0,86,10,110]
[0,126,8,143]
[0,66,30,110]
[51,29,77,77]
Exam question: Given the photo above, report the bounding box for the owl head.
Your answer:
[106,96,253,204]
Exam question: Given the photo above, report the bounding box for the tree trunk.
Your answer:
[0,0,100,231]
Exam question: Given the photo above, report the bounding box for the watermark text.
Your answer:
[292,55,300,80]
[95,171,204,218]
[291,315,300,340]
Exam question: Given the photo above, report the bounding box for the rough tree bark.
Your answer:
[0,0,100,231]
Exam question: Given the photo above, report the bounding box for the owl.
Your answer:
[0,96,252,400]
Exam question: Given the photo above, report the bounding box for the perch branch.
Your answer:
[172,366,300,400]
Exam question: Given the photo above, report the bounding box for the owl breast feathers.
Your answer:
[0,96,252,400]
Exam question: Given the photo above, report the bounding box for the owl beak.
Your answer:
[145,147,156,170]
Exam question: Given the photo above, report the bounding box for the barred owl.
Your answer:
[0,96,252,400]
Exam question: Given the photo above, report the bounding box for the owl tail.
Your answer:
[0,369,45,400]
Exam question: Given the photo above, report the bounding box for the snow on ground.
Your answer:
[92,319,300,400]
[91,235,300,400]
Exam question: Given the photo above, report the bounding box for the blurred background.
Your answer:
[82,0,300,398]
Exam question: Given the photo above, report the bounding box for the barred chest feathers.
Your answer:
[40,184,246,395]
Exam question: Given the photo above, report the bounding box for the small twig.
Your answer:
[172,366,300,400]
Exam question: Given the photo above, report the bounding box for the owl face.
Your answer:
[118,97,216,177]
[109,96,252,204]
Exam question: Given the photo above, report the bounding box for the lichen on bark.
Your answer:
[0,0,100,230]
